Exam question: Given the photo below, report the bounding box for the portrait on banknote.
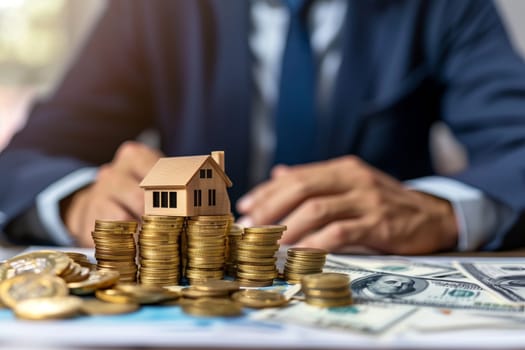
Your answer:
[352,274,429,300]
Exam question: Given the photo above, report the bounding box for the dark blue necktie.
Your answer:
[274,0,316,166]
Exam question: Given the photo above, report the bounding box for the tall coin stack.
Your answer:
[225,224,243,277]
[283,247,327,284]
[183,215,231,284]
[301,272,352,307]
[92,220,138,283]
[235,225,286,287]
[138,215,184,286]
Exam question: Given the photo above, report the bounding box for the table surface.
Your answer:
[1,244,524,350]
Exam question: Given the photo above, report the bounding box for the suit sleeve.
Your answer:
[428,1,525,248]
[0,0,152,242]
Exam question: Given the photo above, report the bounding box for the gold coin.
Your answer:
[236,271,278,281]
[237,264,277,272]
[303,287,352,299]
[95,288,135,304]
[232,289,289,309]
[284,265,323,274]
[115,284,180,304]
[189,215,232,221]
[62,265,91,283]
[239,241,279,255]
[185,269,224,279]
[287,247,327,256]
[181,286,229,299]
[305,296,353,308]
[68,269,120,295]
[236,256,277,265]
[13,296,83,320]
[0,273,69,309]
[235,279,274,287]
[0,250,71,280]
[182,297,243,317]
[95,219,138,229]
[301,273,350,289]
[192,280,240,293]
[81,298,140,315]
[244,225,287,233]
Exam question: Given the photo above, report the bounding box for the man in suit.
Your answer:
[1,0,524,253]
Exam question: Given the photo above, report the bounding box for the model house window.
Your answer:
[169,192,177,208]
[200,169,206,178]
[153,191,160,208]
[161,192,168,208]
[207,169,212,178]
[193,189,202,207]
[208,189,216,206]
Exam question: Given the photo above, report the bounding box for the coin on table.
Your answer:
[0,251,71,281]
[231,289,289,309]
[182,286,229,299]
[0,273,68,309]
[304,296,353,308]
[182,297,243,317]
[13,296,83,320]
[114,284,180,304]
[301,273,350,289]
[192,280,241,294]
[81,298,140,315]
[68,269,120,295]
[95,289,135,304]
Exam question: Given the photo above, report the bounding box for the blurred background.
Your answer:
[0,0,524,173]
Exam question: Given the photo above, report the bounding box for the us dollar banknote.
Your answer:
[456,262,525,303]
[252,301,418,334]
[323,264,522,313]
[326,255,458,278]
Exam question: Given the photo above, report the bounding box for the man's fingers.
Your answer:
[293,219,370,252]
[237,158,361,224]
[113,141,162,180]
[96,164,145,218]
[279,193,364,244]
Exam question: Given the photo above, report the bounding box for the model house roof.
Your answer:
[139,155,233,188]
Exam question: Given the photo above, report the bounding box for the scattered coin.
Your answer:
[181,297,243,317]
[68,269,120,295]
[13,296,83,320]
[0,273,69,309]
[232,289,289,309]
[81,298,140,316]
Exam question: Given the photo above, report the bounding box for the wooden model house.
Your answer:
[140,151,232,216]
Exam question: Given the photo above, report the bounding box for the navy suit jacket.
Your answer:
[1,0,525,248]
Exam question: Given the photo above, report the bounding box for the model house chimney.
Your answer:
[211,151,225,171]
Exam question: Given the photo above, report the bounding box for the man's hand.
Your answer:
[237,156,458,254]
[62,141,162,247]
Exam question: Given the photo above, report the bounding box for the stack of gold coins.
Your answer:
[284,247,328,284]
[138,215,184,286]
[301,272,352,307]
[92,220,138,283]
[184,215,231,284]
[235,225,286,287]
[225,224,243,276]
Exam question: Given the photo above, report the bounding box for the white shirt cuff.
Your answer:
[405,176,514,251]
[35,167,98,246]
